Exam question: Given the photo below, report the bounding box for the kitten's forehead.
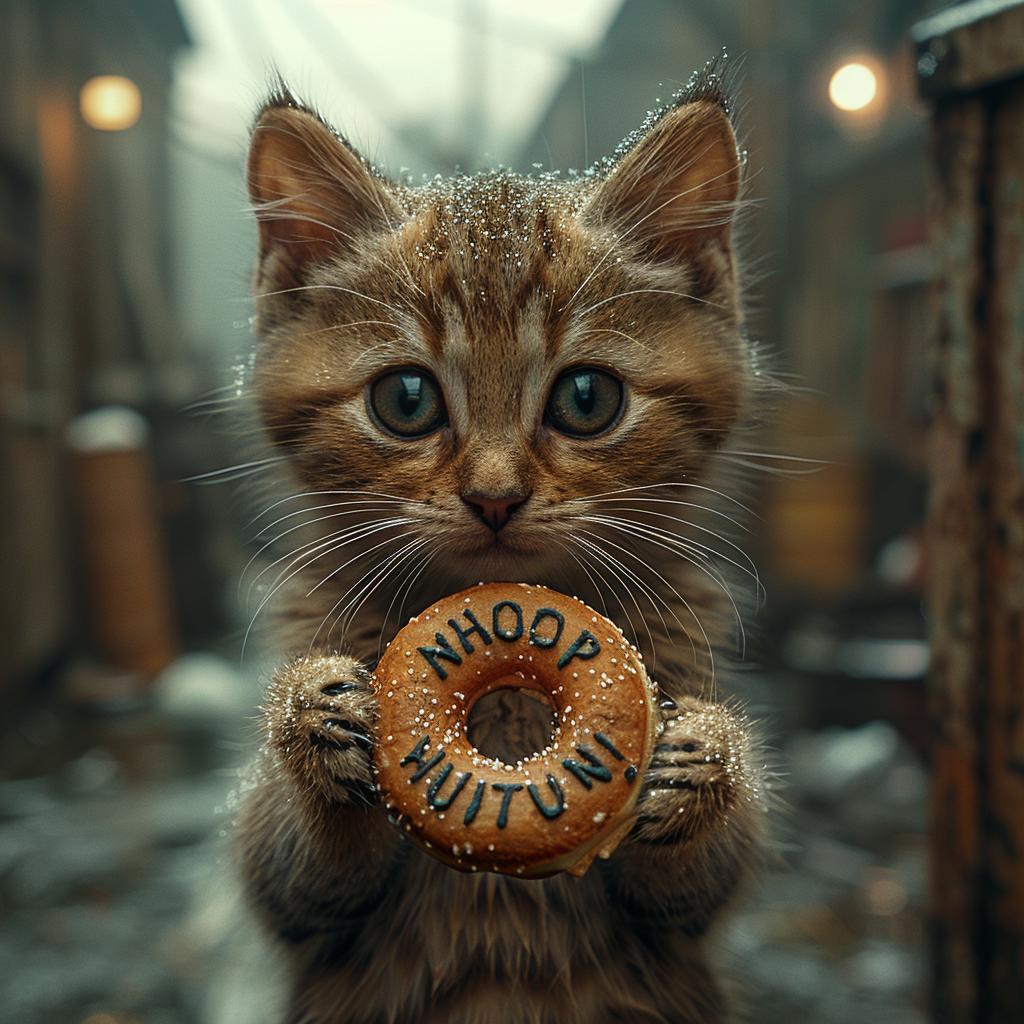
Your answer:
[412,171,582,240]
[413,297,533,444]
[396,174,576,429]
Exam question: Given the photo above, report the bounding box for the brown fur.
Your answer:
[236,60,768,1023]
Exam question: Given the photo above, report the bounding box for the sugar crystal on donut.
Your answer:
[372,582,659,879]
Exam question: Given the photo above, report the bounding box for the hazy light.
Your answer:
[829,63,877,112]
[80,75,141,130]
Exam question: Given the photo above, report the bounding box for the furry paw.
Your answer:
[633,697,757,846]
[264,655,378,805]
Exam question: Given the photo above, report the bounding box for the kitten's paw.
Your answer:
[265,655,378,805]
[633,697,757,846]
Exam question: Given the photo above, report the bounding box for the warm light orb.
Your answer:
[80,75,141,130]
[828,63,877,112]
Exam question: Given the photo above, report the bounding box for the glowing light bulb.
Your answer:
[829,63,877,112]
[80,76,141,131]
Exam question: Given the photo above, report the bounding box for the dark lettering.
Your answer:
[400,735,445,783]
[526,775,565,819]
[529,607,565,648]
[595,732,625,760]
[427,764,472,810]
[417,633,462,679]
[624,765,638,783]
[492,600,524,641]
[447,610,492,654]
[464,779,486,825]
[492,782,523,829]
[562,745,613,789]
[557,629,601,669]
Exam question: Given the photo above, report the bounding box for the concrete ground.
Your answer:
[0,655,928,1024]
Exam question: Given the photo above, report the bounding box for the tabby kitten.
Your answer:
[236,61,767,1024]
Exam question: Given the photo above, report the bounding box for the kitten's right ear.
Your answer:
[586,99,741,266]
[247,101,401,292]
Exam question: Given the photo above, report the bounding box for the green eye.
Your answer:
[546,368,623,436]
[369,369,446,437]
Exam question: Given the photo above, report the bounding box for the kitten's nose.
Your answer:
[462,492,529,533]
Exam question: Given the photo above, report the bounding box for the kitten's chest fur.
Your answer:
[287,853,698,1024]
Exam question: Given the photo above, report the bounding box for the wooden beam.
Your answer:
[917,2,1024,1019]
[914,0,1024,100]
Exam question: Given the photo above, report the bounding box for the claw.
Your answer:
[323,717,371,744]
[322,681,360,696]
[654,742,699,754]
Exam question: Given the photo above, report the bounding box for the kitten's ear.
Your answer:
[247,101,401,291]
[588,100,741,263]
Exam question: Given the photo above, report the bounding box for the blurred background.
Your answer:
[0,0,981,1021]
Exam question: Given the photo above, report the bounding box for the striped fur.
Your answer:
[237,60,769,1023]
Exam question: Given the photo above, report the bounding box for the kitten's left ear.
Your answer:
[247,98,402,292]
[587,99,741,264]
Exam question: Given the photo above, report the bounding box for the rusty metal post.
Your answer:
[915,2,1024,1021]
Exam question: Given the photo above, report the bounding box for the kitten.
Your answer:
[235,60,768,1024]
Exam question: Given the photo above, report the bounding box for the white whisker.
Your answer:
[248,488,423,527]
[578,527,717,688]
[581,480,757,519]
[583,510,763,601]
[583,515,747,658]
[255,282,402,314]
[377,547,437,660]
[240,518,415,657]
[312,536,429,651]
[585,494,747,532]
[181,457,287,485]
[565,535,646,656]
[244,515,414,608]
[572,533,662,668]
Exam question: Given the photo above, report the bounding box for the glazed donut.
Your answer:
[371,583,659,878]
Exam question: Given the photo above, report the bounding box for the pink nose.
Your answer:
[462,492,528,532]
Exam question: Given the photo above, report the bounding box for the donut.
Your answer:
[371,583,660,878]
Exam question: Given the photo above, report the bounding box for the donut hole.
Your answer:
[465,682,557,765]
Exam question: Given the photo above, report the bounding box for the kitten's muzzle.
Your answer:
[461,491,530,533]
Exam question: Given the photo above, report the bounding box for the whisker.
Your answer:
[312,536,428,651]
[303,534,425,654]
[585,494,748,532]
[578,528,717,687]
[572,533,661,668]
[244,515,414,608]
[378,547,437,660]
[340,538,431,644]
[575,287,723,321]
[577,326,653,353]
[254,282,402,314]
[556,540,611,620]
[723,450,828,464]
[241,519,414,655]
[251,498,408,541]
[583,516,747,658]
[305,319,401,339]
[180,456,287,485]
[565,535,645,657]
[306,528,419,597]
[721,454,826,476]
[583,510,763,600]
[580,480,757,519]
[248,488,423,527]
[577,529,688,643]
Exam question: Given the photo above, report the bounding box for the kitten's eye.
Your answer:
[546,368,623,436]
[369,369,447,437]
